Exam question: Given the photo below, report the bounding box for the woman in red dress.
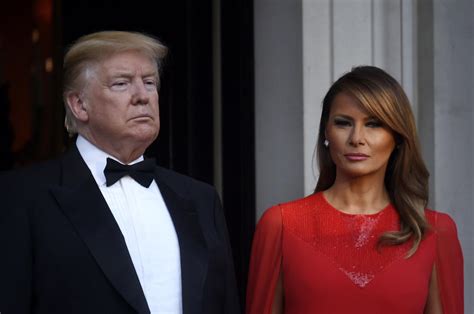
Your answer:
[246,66,463,314]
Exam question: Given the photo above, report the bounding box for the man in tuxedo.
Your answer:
[0,31,240,314]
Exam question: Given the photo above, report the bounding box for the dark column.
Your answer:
[221,0,255,308]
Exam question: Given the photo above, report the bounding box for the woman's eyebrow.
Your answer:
[332,114,353,120]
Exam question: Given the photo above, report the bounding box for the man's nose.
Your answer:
[131,81,150,105]
[349,124,365,146]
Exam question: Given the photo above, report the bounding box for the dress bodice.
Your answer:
[246,192,463,314]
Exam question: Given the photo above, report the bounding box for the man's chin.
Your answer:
[132,129,160,145]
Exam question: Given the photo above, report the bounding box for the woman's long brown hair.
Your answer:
[315,66,430,256]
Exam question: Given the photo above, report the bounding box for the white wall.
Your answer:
[254,0,304,219]
[419,0,473,310]
[432,0,473,311]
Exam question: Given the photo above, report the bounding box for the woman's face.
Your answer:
[325,93,396,181]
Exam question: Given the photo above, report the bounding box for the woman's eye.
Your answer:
[334,119,351,127]
[366,120,382,128]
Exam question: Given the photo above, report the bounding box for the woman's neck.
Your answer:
[324,173,390,215]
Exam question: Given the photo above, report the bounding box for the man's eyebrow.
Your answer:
[142,72,158,78]
[109,71,134,78]
[109,71,158,78]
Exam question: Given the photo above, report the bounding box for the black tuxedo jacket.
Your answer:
[0,146,240,314]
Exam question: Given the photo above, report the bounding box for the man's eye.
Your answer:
[144,80,157,90]
[110,81,130,91]
[112,81,128,87]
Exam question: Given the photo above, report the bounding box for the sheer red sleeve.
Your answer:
[246,205,283,314]
[429,210,464,314]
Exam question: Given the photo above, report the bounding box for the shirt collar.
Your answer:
[76,135,144,186]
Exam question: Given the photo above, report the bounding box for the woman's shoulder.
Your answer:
[278,192,322,213]
[257,205,283,230]
[425,209,459,237]
[257,193,323,229]
[263,193,320,216]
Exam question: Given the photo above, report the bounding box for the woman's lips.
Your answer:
[344,153,369,161]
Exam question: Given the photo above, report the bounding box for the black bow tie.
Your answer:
[104,157,156,187]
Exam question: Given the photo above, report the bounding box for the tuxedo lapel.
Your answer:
[155,172,208,314]
[50,147,150,314]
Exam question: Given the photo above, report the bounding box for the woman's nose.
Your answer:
[348,124,365,146]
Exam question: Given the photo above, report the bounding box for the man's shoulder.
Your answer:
[155,166,216,197]
[0,159,63,211]
[0,157,62,187]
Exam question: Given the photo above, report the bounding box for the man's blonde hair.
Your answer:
[63,31,168,134]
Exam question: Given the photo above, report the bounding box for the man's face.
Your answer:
[81,51,160,161]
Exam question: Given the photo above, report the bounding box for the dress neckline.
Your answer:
[318,191,393,218]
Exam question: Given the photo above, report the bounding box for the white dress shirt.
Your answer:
[76,135,182,314]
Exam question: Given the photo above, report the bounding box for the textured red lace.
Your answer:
[283,193,411,288]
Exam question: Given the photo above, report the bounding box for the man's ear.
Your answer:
[66,92,89,122]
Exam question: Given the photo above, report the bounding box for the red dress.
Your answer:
[246,192,463,314]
